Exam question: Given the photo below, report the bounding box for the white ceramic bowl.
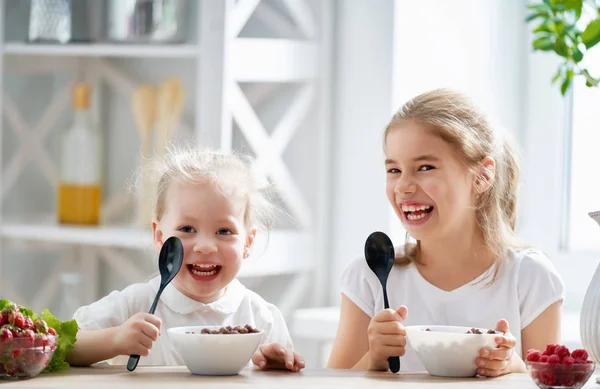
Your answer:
[167,325,264,375]
[405,325,500,377]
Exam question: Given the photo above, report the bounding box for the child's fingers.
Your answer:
[495,334,516,349]
[259,343,286,363]
[480,347,513,361]
[251,349,268,369]
[292,352,305,372]
[281,348,295,370]
[476,357,509,372]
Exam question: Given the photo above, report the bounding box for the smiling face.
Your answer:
[152,180,256,304]
[384,120,478,242]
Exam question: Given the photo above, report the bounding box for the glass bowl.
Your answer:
[0,334,57,380]
[528,360,595,389]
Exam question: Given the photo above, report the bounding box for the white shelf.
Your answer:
[0,217,314,277]
[2,43,200,58]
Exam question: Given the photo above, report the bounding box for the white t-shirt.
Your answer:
[73,276,293,366]
[340,246,565,372]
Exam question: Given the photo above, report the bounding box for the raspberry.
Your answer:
[548,354,561,365]
[526,350,542,362]
[562,356,575,365]
[574,357,588,364]
[540,355,550,363]
[540,370,557,386]
[561,376,576,386]
[543,344,558,356]
[555,345,570,359]
[571,348,589,361]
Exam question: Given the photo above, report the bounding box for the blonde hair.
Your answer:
[151,145,279,233]
[384,88,523,280]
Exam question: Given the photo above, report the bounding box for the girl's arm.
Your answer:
[66,327,120,367]
[520,300,563,355]
[327,294,372,369]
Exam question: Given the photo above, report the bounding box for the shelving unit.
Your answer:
[0,0,333,320]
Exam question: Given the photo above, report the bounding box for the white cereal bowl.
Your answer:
[167,326,264,375]
[405,325,500,378]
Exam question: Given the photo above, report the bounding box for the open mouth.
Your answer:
[401,205,434,221]
[187,264,222,277]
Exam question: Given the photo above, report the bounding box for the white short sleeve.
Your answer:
[73,286,136,330]
[339,256,380,318]
[517,249,565,328]
[263,304,294,350]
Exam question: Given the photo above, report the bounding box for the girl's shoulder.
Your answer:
[505,246,560,276]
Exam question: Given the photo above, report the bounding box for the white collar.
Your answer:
[149,276,247,315]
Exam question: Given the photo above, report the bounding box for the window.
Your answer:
[566,48,600,251]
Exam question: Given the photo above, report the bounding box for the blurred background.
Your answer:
[0,0,598,368]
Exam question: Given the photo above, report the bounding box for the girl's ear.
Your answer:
[243,228,257,259]
[474,156,496,194]
[152,219,163,252]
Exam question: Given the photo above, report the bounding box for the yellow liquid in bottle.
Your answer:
[57,183,101,225]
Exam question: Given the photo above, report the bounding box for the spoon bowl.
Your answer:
[365,231,400,373]
[127,236,184,371]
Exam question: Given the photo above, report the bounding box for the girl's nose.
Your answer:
[395,176,417,195]
[193,237,218,254]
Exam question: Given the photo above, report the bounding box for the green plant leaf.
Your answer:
[554,36,571,56]
[582,18,600,49]
[561,75,572,95]
[573,47,584,61]
[552,67,563,83]
[534,21,555,33]
[526,12,545,22]
[533,36,556,50]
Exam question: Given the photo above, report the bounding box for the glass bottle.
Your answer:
[57,82,102,225]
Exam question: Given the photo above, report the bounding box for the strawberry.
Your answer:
[33,319,48,335]
[8,311,24,329]
[18,329,35,348]
[2,302,19,314]
[0,311,8,327]
[47,327,57,336]
[0,326,13,342]
[22,317,33,330]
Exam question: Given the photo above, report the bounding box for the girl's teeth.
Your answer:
[401,205,432,212]
[407,213,427,221]
[191,268,217,276]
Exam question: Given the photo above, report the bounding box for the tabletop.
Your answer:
[2,366,599,388]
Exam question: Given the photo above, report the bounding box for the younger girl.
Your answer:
[67,146,305,372]
[328,88,564,377]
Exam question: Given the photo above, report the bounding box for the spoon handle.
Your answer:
[382,288,401,373]
[127,288,165,371]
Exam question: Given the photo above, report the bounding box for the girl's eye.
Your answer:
[387,168,401,174]
[217,229,233,235]
[179,226,196,233]
[419,165,435,172]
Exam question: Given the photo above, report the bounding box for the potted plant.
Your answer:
[526,0,600,95]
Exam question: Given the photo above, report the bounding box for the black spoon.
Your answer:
[127,236,184,372]
[364,231,400,373]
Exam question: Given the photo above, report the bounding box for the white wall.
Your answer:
[327,0,396,305]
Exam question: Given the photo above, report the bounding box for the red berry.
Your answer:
[526,350,542,362]
[540,370,557,385]
[0,326,13,341]
[47,327,57,336]
[548,354,561,365]
[540,355,550,363]
[0,312,7,327]
[18,329,35,348]
[22,317,33,330]
[8,312,24,329]
[574,357,588,364]
[543,344,558,355]
[562,356,575,365]
[33,319,48,334]
[554,345,570,359]
[2,302,19,314]
[561,376,576,386]
[572,348,589,361]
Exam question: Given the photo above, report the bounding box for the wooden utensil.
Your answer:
[154,78,185,158]
[132,84,157,228]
